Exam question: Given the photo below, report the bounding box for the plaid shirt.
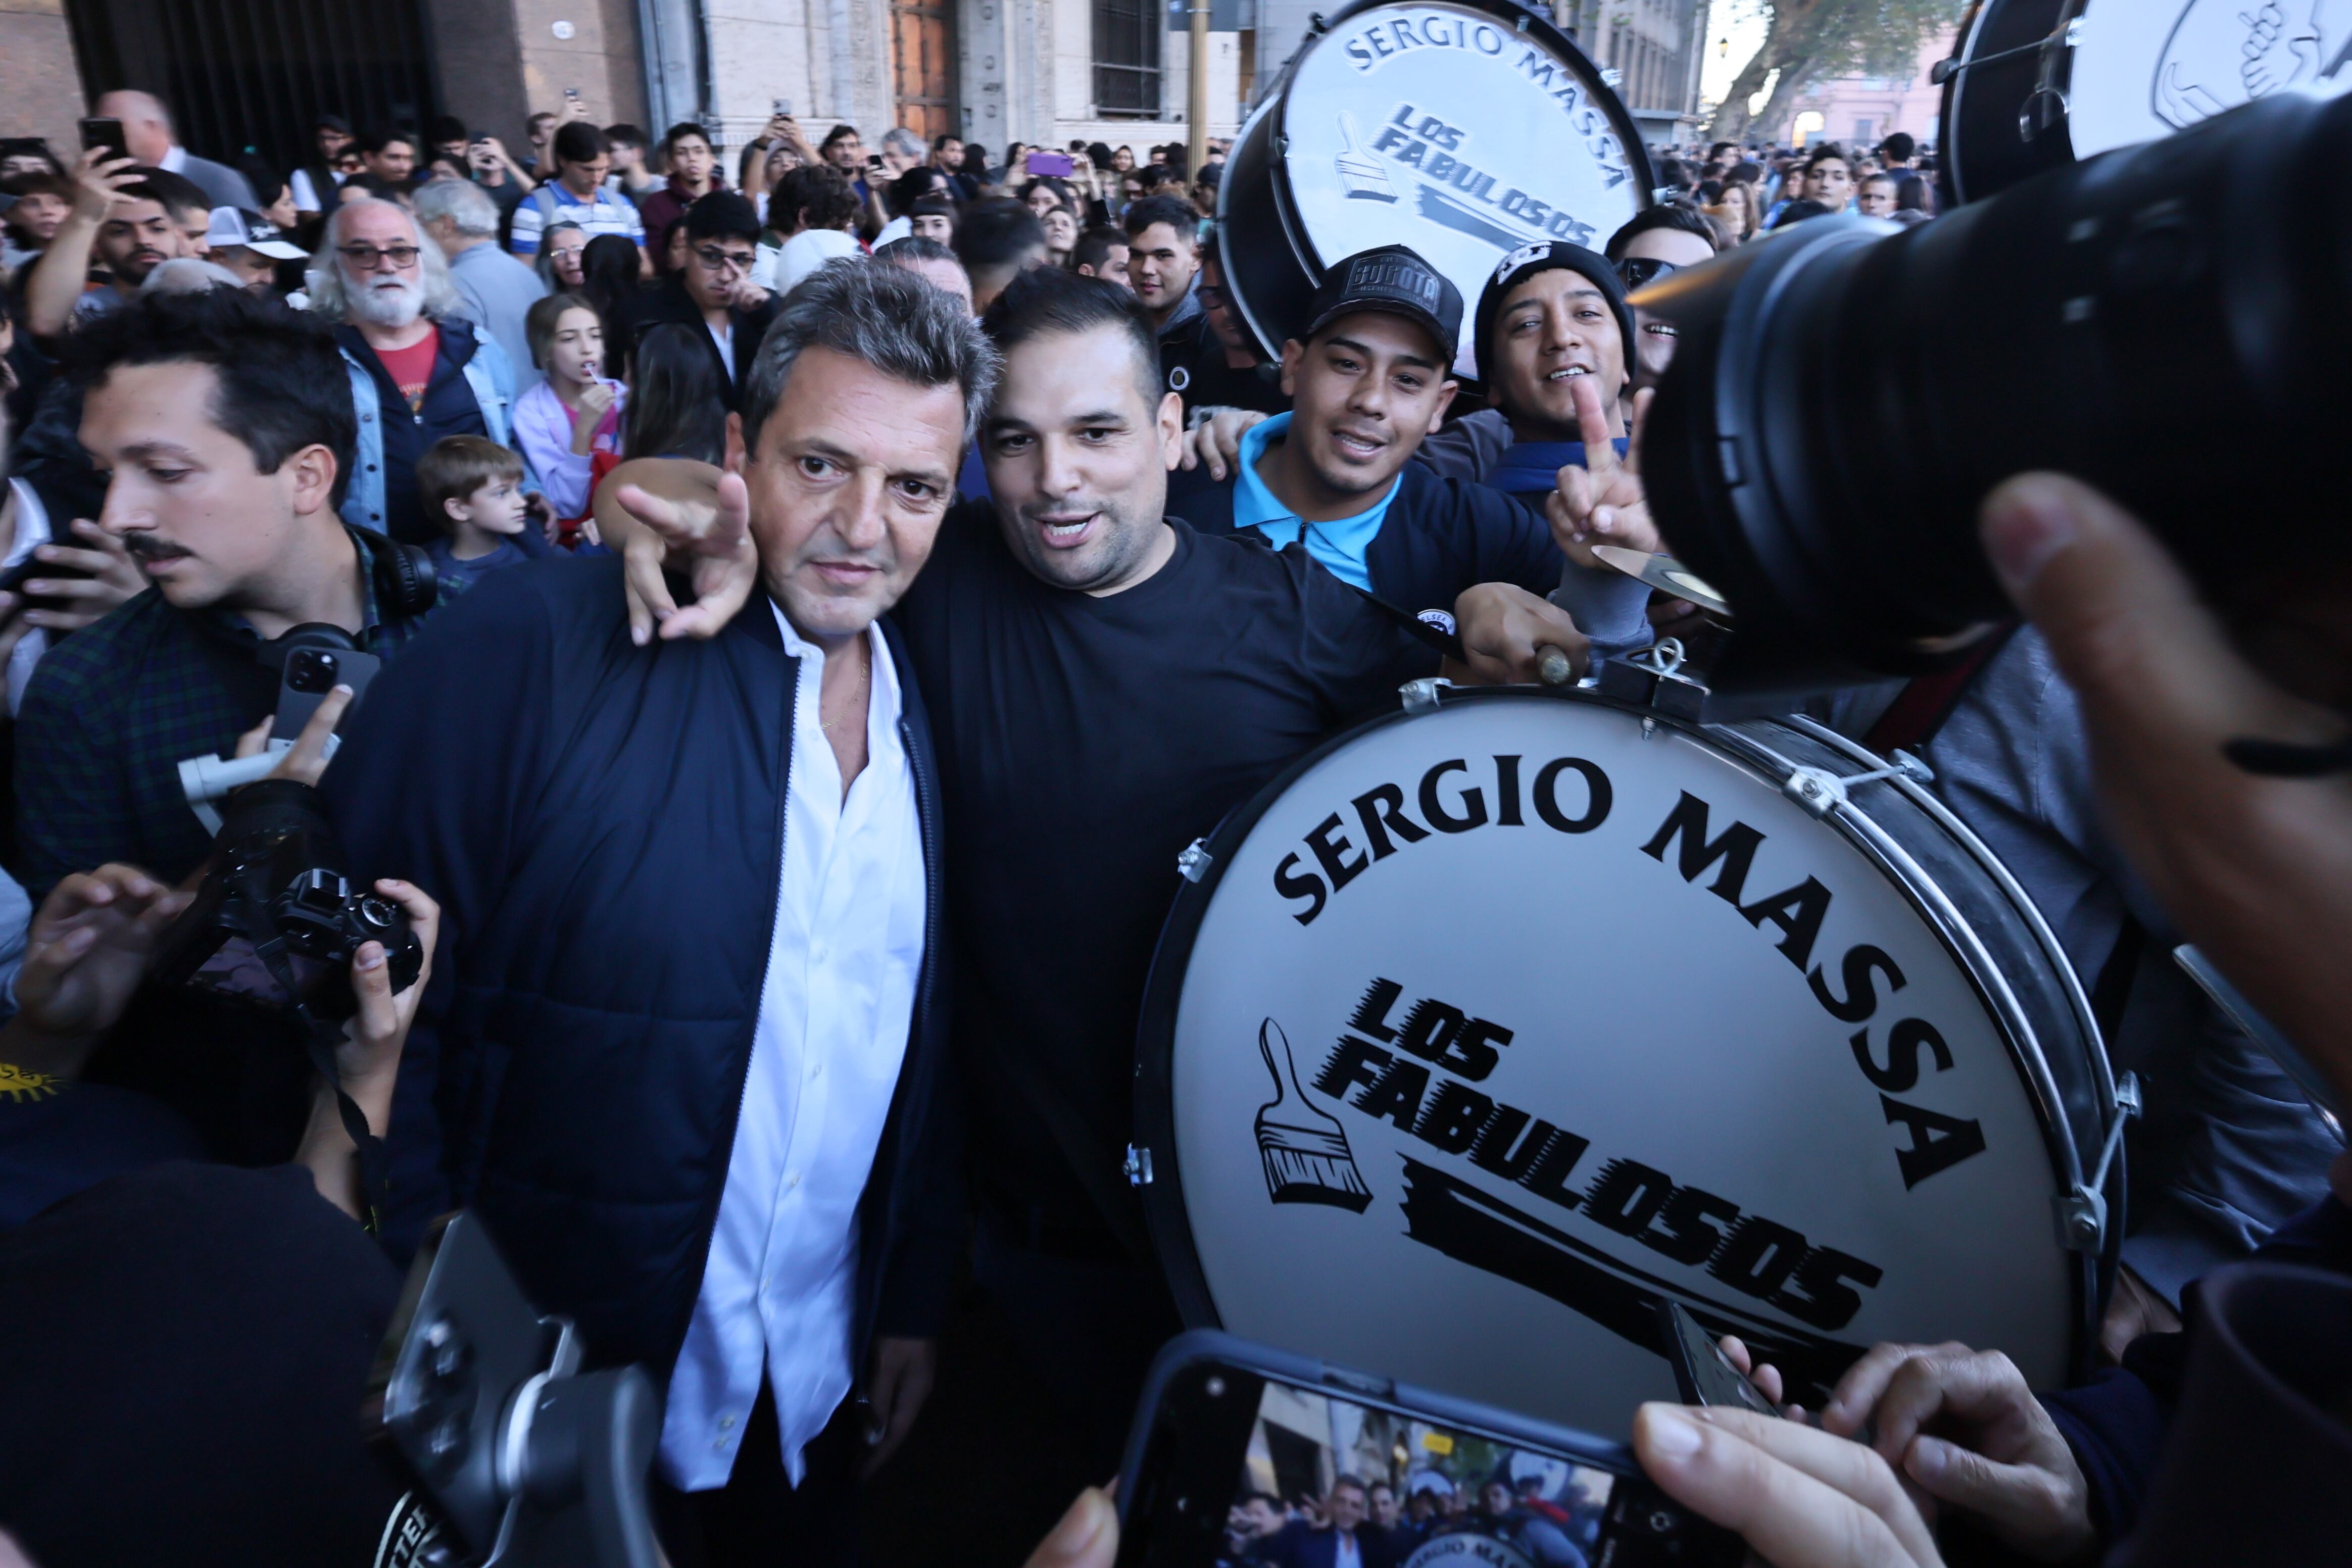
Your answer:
[15,529,440,901]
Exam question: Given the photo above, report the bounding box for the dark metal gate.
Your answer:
[66,0,439,179]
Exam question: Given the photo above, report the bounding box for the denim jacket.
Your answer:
[337,322,533,534]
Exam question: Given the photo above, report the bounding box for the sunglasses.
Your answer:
[1615,256,1680,290]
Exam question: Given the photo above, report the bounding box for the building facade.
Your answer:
[12,0,1248,182]
[1783,28,1953,151]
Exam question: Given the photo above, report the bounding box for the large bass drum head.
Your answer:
[2069,0,2352,157]
[1139,691,2091,1438]
[1223,0,1648,378]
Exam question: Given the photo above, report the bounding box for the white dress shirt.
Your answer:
[657,608,928,1490]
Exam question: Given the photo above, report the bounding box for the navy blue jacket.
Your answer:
[1163,455,1564,615]
[322,556,961,1375]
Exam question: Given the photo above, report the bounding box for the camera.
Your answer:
[1634,89,2352,696]
[151,778,422,1023]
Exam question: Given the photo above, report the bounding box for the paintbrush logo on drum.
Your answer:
[1254,1017,1374,1211]
[1333,113,1399,202]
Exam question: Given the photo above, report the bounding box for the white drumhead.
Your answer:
[2069,0,2352,157]
[1277,3,1644,377]
[1166,697,2073,1438]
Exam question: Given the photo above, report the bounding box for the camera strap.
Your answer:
[224,865,391,1235]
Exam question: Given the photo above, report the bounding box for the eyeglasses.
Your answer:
[694,244,757,273]
[1615,256,1680,290]
[338,243,422,269]
[1196,284,1227,308]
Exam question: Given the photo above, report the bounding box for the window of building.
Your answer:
[1095,0,1162,117]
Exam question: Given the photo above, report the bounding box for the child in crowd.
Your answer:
[416,435,554,593]
[512,291,625,530]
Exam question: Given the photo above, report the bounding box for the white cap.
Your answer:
[205,207,308,260]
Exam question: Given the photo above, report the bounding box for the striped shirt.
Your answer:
[509,181,646,256]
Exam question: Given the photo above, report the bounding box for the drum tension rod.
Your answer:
[1125,1145,1156,1187]
[1177,840,1214,883]
[1782,752,1935,818]
[2056,1071,2142,1253]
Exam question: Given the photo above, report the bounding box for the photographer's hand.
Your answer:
[1550,381,1660,567]
[297,877,439,1220]
[1980,474,2352,1108]
[1633,1404,1945,1568]
[3,865,191,1077]
[597,459,758,645]
[1024,1489,1118,1568]
[1809,1342,2092,1561]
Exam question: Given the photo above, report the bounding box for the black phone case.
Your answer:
[272,647,383,742]
[1657,1299,1781,1416]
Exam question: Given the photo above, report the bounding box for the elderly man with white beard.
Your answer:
[306,199,533,544]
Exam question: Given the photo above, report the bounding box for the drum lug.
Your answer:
[2055,1070,2142,1252]
[1177,839,1214,883]
[1124,1145,1155,1187]
[1399,676,1454,715]
[1783,752,1935,818]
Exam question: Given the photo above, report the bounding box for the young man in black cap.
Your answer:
[1163,243,1648,646]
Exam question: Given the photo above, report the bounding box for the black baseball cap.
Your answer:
[1302,244,1463,363]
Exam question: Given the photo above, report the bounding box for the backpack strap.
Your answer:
[1863,622,2020,755]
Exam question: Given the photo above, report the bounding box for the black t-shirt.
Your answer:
[893,506,1435,1244]
[1160,315,1289,420]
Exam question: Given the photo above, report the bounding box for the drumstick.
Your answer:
[1536,645,1576,685]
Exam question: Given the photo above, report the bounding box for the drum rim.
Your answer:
[1215,0,1654,366]
[1133,682,2118,1369]
[1940,0,2083,209]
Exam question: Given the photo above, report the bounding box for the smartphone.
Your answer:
[1026,150,1075,178]
[1115,1331,1742,1568]
[78,117,129,162]
[271,644,382,741]
[563,86,581,101]
[0,549,93,620]
[1657,1300,1784,1418]
[773,97,794,118]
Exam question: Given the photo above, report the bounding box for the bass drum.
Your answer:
[1940,0,2352,207]
[1218,0,1649,380]
[1136,684,2121,1439]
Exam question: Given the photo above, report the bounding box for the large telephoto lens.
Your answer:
[1636,89,2352,695]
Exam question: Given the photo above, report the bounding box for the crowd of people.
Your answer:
[0,79,2344,1568]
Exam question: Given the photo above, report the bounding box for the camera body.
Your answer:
[151,779,421,1022]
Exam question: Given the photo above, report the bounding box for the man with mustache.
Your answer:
[13,287,443,902]
[307,200,531,544]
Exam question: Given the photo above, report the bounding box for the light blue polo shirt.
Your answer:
[1230,413,1404,593]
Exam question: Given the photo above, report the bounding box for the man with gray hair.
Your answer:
[320,260,987,1564]
[92,89,258,211]
[416,177,549,394]
[306,198,528,542]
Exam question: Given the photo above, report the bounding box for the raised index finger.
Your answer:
[1570,373,1618,475]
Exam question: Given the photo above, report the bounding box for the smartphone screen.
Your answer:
[1118,1348,1739,1568]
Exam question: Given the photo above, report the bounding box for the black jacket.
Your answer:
[1163,451,1564,615]
[322,556,961,1373]
[626,274,782,413]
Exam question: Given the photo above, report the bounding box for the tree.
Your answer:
[1708,0,1964,143]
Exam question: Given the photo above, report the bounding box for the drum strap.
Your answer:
[1862,622,2020,755]
[1345,583,1468,663]
[2090,915,2146,1046]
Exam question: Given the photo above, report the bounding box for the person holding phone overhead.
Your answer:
[89,91,258,212]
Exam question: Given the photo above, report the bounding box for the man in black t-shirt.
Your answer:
[599,267,1452,1490]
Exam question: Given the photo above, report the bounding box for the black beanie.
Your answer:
[1472,240,1639,389]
